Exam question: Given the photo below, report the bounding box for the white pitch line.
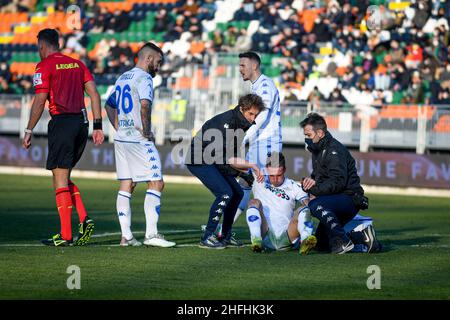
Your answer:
[0,243,251,248]
[0,244,44,247]
[90,229,200,239]
[0,243,449,249]
[410,244,450,248]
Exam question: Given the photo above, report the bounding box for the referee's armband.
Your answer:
[93,119,102,130]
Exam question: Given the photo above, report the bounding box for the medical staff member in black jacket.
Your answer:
[300,113,378,254]
[186,94,265,249]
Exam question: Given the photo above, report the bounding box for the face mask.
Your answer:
[305,138,313,146]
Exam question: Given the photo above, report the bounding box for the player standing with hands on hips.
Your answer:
[105,42,175,247]
[23,28,104,246]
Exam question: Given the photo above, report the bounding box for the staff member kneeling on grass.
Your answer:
[186,94,264,249]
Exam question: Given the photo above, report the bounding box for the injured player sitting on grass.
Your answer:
[230,151,317,254]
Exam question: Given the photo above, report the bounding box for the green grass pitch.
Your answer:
[0,174,449,299]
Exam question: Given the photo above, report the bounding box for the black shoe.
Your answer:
[75,216,94,246]
[42,234,73,247]
[361,225,378,253]
[370,240,383,253]
[198,234,226,249]
[220,232,243,247]
[331,237,354,254]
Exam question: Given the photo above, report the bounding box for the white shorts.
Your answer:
[114,140,163,182]
[246,139,282,169]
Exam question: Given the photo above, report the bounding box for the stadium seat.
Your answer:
[433,115,450,132]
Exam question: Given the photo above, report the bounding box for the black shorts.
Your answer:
[46,113,88,170]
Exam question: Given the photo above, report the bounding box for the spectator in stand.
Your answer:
[0,62,12,83]
[110,9,130,33]
[91,7,108,33]
[0,76,15,94]
[212,29,224,52]
[82,0,100,18]
[197,0,216,21]
[281,60,297,84]
[308,86,322,111]
[3,0,450,104]
[166,15,186,42]
[438,88,450,104]
[222,25,239,52]
[1,0,31,13]
[179,0,199,16]
[153,9,174,34]
[187,16,202,39]
[234,3,250,21]
[234,29,252,52]
[327,87,347,107]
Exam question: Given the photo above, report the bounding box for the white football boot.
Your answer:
[120,237,142,247]
[143,233,176,248]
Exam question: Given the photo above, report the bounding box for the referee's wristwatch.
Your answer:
[24,128,32,134]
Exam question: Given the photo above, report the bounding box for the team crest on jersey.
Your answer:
[265,184,290,200]
[33,73,42,86]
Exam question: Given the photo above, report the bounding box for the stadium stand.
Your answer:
[0,0,450,148]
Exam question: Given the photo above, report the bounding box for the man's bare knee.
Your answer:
[119,180,134,193]
[248,198,262,209]
[148,180,164,192]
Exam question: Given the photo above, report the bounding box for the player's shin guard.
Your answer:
[246,206,262,240]
[55,187,73,240]
[117,191,133,240]
[297,207,314,242]
[145,190,161,238]
[68,180,87,223]
[234,187,251,223]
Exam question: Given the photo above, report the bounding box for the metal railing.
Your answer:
[2,93,450,153]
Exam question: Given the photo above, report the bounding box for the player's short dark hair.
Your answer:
[266,152,286,169]
[238,93,264,112]
[300,112,328,132]
[138,42,164,62]
[37,28,59,49]
[239,51,261,66]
